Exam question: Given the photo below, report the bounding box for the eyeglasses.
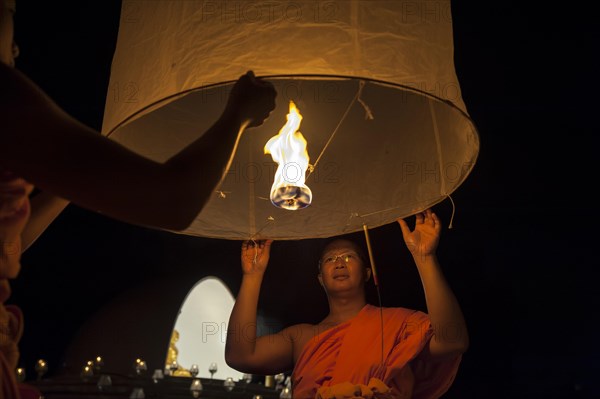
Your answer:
[319,252,359,267]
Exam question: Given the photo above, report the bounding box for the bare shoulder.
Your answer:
[282,323,316,341]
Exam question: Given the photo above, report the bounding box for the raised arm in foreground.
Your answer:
[0,64,276,231]
[398,209,469,358]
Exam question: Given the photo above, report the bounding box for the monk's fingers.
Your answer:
[397,218,412,237]
[424,209,434,223]
[423,209,442,231]
[430,211,442,230]
[242,240,258,251]
[246,239,273,250]
[415,212,424,225]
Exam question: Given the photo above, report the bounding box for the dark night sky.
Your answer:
[8,2,599,398]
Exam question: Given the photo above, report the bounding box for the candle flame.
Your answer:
[264,101,312,210]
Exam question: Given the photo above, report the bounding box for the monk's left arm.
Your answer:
[413,253,469,358]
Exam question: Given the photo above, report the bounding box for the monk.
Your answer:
[1,0,276,397]
[225,209,469,399]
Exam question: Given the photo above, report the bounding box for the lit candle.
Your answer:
[264,101,312,210]
[15,368,26,382]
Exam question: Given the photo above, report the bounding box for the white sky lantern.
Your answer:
[102,0,479,240]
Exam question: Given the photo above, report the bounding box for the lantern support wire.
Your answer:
[428,98,456,229]
[248,217,275,242]
[447,194,456,229]
[362,224,384,367]
[355,195,456,230]
[247,133,258,237]
[425,97,457,228]
[307,80,372,179]
[249,239,259,264]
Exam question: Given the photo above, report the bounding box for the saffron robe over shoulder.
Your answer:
[292,305,461,399]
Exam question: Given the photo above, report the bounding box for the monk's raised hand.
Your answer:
[397,208,441,258]
[241,239,273,274]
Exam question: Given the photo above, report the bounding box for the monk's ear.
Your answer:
[365,268,372,282]
[317,273,324,287]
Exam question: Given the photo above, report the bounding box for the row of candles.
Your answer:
[18,358,293,398]
[16,359,48,382]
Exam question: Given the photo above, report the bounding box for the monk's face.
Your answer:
[318,239,371,294]
[0,0,18,67]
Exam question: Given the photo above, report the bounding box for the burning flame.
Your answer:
[264,101,312,210]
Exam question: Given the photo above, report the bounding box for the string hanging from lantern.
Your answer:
[447,194,456,229]
[362,224,384,367]
[306,80,373,180]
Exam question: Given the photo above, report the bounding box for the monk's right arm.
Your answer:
[226,272,294,375]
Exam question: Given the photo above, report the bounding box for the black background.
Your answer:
[9,2,599,398]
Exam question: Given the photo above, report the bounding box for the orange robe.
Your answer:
[0,303,22,399]
[292,304,461,399]
[0,174,41,399]
[0,302,40,399]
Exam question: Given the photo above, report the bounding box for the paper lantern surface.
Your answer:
[103,1,479,240]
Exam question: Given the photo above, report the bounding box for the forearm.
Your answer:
[7,114,242,231]
[162,110,249,224]
[225,273,264,367]
[21,191,70,252]
[414,254,469,351]
[1,63,247,230]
